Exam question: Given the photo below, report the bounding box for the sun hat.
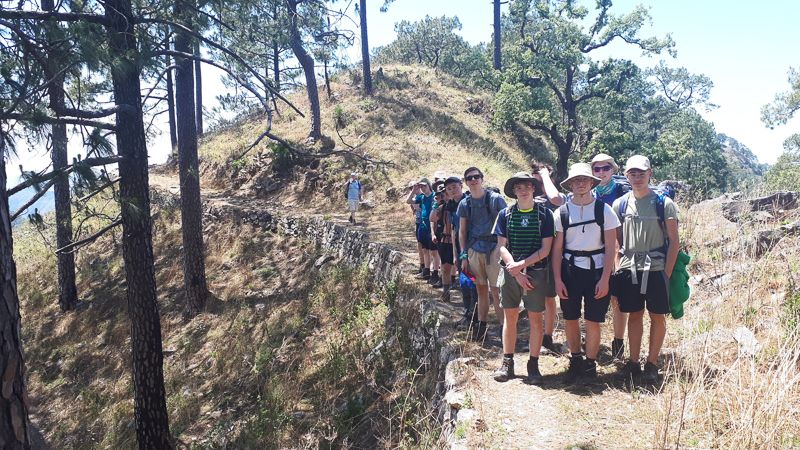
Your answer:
[590,153,619,171]
[503,172,543,199]
[432,179,446,193]
[624,155,651,172]
[560,163,601,192]
[351,172,357,177]
[433,170,447,181]
[417,177,432,190]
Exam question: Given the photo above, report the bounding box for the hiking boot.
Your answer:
[455,316,471,331]
[562,356,583,384]
[416,268,431,280]
[430,274,443,288]
[641,362,660,383]
[581,360,599,385]
[439,290,451,303]
[542,334,561,354]
[614,360,642,380]
[450,281,461,291]
[348,216,353,223]
[526,359,543,385]
[611,339,625,361]
[472,322,487,342]
[493,357,515,382]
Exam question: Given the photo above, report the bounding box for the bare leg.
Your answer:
[612,296,628,340]
[431,250,441,272]
[585,321,602,359]
[441,263,453,285]
[423,249,431,270]
[647,312,667,364]
[527,311,544,358]
[627,310,645,362]
[476,284,490,322]
[565,319,581,355]
[503,307,520,354]
[545,297,557,335]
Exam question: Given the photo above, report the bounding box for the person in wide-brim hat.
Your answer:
[559,163,601,192]
[503,172,544,199]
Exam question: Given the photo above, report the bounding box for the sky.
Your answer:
[9,0,799,176]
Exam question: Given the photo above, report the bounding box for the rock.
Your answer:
[659,180,691,197]
[720,191,799,222]
[255,303,266,312]
[444,390,466,409]
[456,408,475,423]
[733,326,762,356]
[266,182,284,192]
[314,254,335,269]
[359,200,376,209]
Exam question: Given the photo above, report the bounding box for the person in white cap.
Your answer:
[552,163,620,384]
[343,173,363,224]
[611,155,679,383]
[590,153,632,361]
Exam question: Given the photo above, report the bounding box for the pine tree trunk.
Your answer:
[175,6,208,318]
[0,134,31,450]
[360,0,372,96]
[194,40,203,136]
[493,0,501,71]
[288,0,322,140]
[43,0,78,313]
[105,0,172,447]
[272,41,280,92]
[166,51,178,152]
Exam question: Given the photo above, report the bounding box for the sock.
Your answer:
[443,285,451,294]
[571,353,582,360]
[479,321,487,328]
[504,353,513,359]
[529,356,539,364]
[432,270,439,277]
[613,337,624,346]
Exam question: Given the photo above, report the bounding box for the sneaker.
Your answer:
[641,362,660,383]
[611,339,625,361]
[614,360,642,380]
[581,360,599,385]
[472,322,487,342]
[439,290,451,303]
[542,334,561,354]
[493,357,514,382]
[562,356,583,384]
[526,359,543,385]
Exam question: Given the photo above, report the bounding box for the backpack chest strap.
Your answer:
[623,250,666,294]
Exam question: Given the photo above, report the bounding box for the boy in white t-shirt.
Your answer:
[552,163,620,384]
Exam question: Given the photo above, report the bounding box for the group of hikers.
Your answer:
[403,154,680,385]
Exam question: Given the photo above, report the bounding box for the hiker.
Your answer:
[457,167,508,341]
[590,153,632,361]
[408,182,426,276]
[612,155,679,383]
[552,163,620,384]
[492,172,553,384]
[343,173,363,224]
[431,178,460,300]
[442,176,479,330]
[429,182,450,290]
[531,161,568,354]
[406,178,441,285]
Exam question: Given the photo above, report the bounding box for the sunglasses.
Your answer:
[464,174,483,181]
[593,165,613,173]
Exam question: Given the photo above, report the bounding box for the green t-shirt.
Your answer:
[612,191,678,272]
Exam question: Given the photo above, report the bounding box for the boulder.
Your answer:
[720,191,799,222]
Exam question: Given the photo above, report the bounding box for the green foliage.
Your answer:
[230,156,248,172]
[761,66,800,152]
[765,151,800,192]
[268,143,294,173]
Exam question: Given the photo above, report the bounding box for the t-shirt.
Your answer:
[456,190,508,254]
[493,203,554,264]
[346,181,362,200]
[414,193,435,230]
[554,199,621,270]
[612,192,678,272]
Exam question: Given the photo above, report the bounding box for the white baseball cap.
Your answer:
[624,155,651,172]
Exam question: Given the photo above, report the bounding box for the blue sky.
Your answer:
[10,0,798,175]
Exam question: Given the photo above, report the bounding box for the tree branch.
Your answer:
[55,219,122,254]
[3,112,117,131]
[0,9,110,26]
[10,178,56,222]
[7,156,125,196]
[52,104,136,119]
[78,177,120,202]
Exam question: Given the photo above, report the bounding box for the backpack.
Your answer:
[462,187,503,252]
[558,200,607,274]
[611,175,632,195]
[501,201,550,269]
[344,181,361,199]
[617,188,676,251]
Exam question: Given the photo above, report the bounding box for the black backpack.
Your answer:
[558,200,607,275]
[344,181,361,199]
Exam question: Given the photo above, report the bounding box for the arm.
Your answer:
[664,218,679,278]
[459,217,469,272]
[359,186,363,202]
[405,186,420,204]
[537,168,565,206]
[429,207,440,243]
[506,237,552,276]
[595,227,618,298]
[552,231,567,299]
[615,226,623,268]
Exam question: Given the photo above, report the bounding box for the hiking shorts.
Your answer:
[438,242,454,266]
[611,269,670,314]
[545,258,556,298]
[348,199,360,212]
[559,263,610,323]
[499,266,548,313]
[417,226,437,251]
[467,247,501,287]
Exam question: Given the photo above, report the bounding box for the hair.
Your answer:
[513,179,536,189]
[530,160,554,176]
[464,167,483,178]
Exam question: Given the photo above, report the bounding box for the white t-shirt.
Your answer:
[554,199,621,270]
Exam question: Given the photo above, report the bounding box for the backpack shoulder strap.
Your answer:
[594,199,605,245]
[559,203,569,232]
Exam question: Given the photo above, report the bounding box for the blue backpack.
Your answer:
[617,186,676,252]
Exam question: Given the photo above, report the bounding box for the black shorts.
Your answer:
[611,269,670,314]
[416,226,437,251]
[438,242,454,265]
[415,223,422,243]
[559,263,610,323]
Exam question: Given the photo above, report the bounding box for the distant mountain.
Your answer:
[7,175,55,227]
[719,134,771,190]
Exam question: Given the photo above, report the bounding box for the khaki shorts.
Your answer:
[348,199,360,212]
[467,246,502,287]
[499,266,548,313]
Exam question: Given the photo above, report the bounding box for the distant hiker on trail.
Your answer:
[531,160,568,354]
[611,155,680,383]
[430,177,461,302]
[492,172,553,384]
[342,173,363,224]
[406,177,441,285]
[429,182,449,290]
[458,167,508,341]
[591,153,632,361]
[552,163,620,385]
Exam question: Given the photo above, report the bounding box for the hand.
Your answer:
[537,167,550,179]
[555,280,568,299]
[665,268,673,279]
[515,272,534,291]
[461,259,469,273]
[594,278,609,299]
[431,233,438,244]
[506,260,525,277]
